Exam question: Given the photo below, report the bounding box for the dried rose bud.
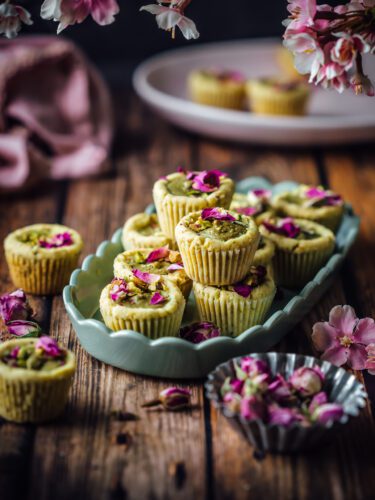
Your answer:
[240,395,267,421]
[268,374,293,402]
[179,321,220,344]
[289,366,324,397]
[7,320,41,338]
[312,403,344,425]
[268,405,303,427]
[0,289,32,324]
[36,336,63,357]
[142,387,191,411]
[223,392,242,413]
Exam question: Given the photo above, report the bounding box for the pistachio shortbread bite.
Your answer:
[113,246,192,299]
[100,273,185,338]
[153,168,234,239]
[122,213,174,250]
[230,188,274,225]
[253,237,275,268]
[0,337,75,423]
[175,207,260,286]
[260,217,335,288]
[4,223,83,295]
[194,265,276,336]
[272,185,344,232]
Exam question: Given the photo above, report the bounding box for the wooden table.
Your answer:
[1,88,375,500]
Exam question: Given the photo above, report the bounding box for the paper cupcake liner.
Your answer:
[0,371,74,423]
[205,352,366,453]
[121,231,176,251]
[190,86,245,110]
[194,283,275,337]
[179,279,193,300]
[5,251,80,295]
[273,245,334,289]
[101,302,185,339]
[155,192,233,240]
[178,239,258,286]
[247,88,309,116]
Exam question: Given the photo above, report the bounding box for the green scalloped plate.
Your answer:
[63,177,360,379]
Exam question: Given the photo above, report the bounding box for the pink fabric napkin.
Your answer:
[0,35,113,191]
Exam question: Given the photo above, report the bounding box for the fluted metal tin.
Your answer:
[205,352,367,454]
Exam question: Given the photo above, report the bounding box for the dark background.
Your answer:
[24,0,287,76]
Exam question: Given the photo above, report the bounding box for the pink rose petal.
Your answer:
[312,321,340,352]
[354,317,375,345]
[346,343,368,370]
[150,292,166,305]
[179,321,221,343]
[235,207,259,216]
[321,345,349,367]
[132,269,160,284]
[39,232,73,249]
[146,246,170,263]
[36,336,62,357]
[233,284,253,298]
[329,305,357,336]
[201,207,236,221]
[250,189,271,199]
[262,218,301,238]
[7,320,41,338]
[167,263,184,271]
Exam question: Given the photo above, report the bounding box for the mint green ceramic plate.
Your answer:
[63,177,360,379]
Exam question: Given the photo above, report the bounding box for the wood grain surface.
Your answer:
[0,89,374,500]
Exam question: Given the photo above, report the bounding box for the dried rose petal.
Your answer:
[201,207,236,222]
[0,288,31,323]
[268,405,302,427]
[190,169,227,193]
[262,217,301,238]
[268,374,293,402]
[240,395,267,421]
[39,232,73,248]
[132,269,160,284]
[10,346,20,359]
[235,206,259,216]
[167,263,184,272]
[150,292,166,305]
[233,284,253,298]
[312,403,344,424]
[146,246,170,263]
[305,187,343,207]
[308,391,328,413]
[180,321,220,344]
[7,320,41,338]
[289,366,325,396]
[159,387,191,410]
[250,189,272,199]
[35,336,62,357]
[110,278,129,302]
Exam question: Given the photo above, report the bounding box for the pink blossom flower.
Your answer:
[179,321,221,343]
[146,246,170,263]
[0,289,31,324]
[331,33,370,71]
[283,32,324,80]
[312,305,375,370]
[284,0,317,31]
[159,387,191,410]
[262,217,301,239]
[140,3,199,40]
[7,320,41,338]
[289,366,324,396]
[132,269,160,284]
[0,2,32,39]
[150,292,166,305]
[36,336,63,357]
[41,0,119,34]
[365,344,375,375]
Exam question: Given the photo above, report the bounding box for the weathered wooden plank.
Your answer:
[0,183,64,500]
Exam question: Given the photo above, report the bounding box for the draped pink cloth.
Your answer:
[0,35,113,191]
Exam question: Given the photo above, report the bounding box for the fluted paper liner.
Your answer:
[194,282,275,336]
[0,339,75,423]
[205,353,366,454]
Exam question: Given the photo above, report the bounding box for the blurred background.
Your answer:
[23,0,287,82]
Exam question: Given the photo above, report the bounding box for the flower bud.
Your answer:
[268,405,302,427]
[0,289,32,324]
[159,387,191,411]
[289,366,324,396]
[7,320,41,338]
[240,395,267,421]
[312,403,344,425]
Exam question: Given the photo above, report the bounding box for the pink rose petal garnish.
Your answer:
[201,207,236,221]
[110,278,129,302]
[268,405,302,427]
[36,336,62,357]
[7,320,41,338]
[262,217,301,238]
[39,232,73,249]
[235,206,259,216]
[146,246,170,263]
[179,321,221,343]
[191,169,227,193]
[233,284,253,298]
[150,292,166,305]
[305,187,343,206]
[250,189,272,199]
[132,269,160,284]
[167,263,184,272]
[0,288,31,323]
[10,346,20,359]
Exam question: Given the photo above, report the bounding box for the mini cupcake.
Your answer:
[113,246,192,299]
[188,69,246,109]
[259,217,335,289]
[175,208,260,286]
[194,265,276,336]
[4,224,83,295]
[0,336,75,423]
[122,213,174,250]
[246,78,310,116]
[230,188,274,225]
[100,273,185,338]
[253,237,275,268]
[272,185,344,232]
[153,168,234,239]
